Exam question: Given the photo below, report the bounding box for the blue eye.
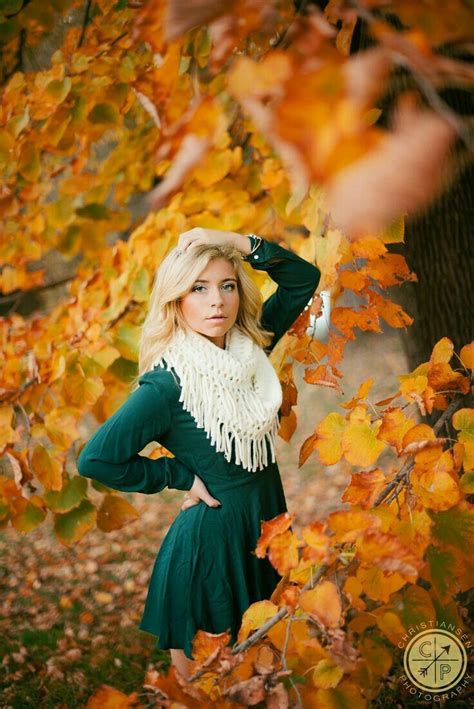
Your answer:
[192,283,236,292]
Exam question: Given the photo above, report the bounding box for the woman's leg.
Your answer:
[170,648,191,678]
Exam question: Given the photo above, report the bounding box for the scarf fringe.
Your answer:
[153,327,282,472]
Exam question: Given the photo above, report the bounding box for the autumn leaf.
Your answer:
[312,412,347,465]
[326,105,456,237]
[299,580,342,628]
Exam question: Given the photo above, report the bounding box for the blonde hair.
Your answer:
[130,242,275,391]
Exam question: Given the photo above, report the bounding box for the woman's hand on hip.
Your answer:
[181,474,222,511]
[177,227,248,254]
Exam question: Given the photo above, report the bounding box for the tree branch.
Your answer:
[77,0,93,49]
[0,275,74,307]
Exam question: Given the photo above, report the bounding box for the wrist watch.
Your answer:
[242,233,263,260]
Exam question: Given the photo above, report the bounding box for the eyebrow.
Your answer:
[193,278,237,283]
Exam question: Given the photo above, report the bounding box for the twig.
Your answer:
[373,395,464,506]
[281,614,303,708]
[78,0,93,49]
[0,275,74,307]
[231,563,329,655]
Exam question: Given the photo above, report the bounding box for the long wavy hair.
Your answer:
[130,242,275,391]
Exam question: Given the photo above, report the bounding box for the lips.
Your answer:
[207,316,226,320]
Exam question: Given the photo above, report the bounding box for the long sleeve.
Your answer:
[76,372,195,494]
[243,237,321,352]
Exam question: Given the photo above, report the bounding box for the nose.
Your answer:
[209,287,224,306]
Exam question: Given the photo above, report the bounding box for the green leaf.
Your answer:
[11,502,46,534]
[43,475,88,513]
[76,202,111,220]
[87,102,120,125]
[113,324,140,362]
[426,544,457,599]
[54,499,97,546]
[18,143,41,182]
[108,356,137,382]
[429,507,474,554]
[460,472,474,494]
[129,266,150,302]
[45,77,71,104]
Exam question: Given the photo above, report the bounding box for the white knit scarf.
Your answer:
[152,325,283,472]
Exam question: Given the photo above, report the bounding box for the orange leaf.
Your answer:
[341,377,374,410]
[341,468,386,509]
[331,305,381,340]
[328,509,381,544]
[377,408,416,453]
[279,408,297,442]
[299,580,342,628]
[97,494,140,532]
[255,511,293,558]
[350,235,387,259]
[299,432,318,467]
[327,105,456,237]
[268,529,300,575]
[411,451,462,511]
[304,364,342,391]
[369,291,414,328]
[339,268,368,292]
[356,529,423,579]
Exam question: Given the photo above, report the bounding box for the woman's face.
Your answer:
[179,257,240,348]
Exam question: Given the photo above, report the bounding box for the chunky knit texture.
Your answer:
[152,325,283,472]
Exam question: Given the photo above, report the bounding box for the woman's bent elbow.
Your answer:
[77,449,99,481]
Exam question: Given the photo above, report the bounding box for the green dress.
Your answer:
[77,237,320,659]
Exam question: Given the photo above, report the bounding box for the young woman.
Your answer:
[77,227,320,678]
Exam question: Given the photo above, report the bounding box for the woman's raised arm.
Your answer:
[242,237,321,352]
[77,372,195,494]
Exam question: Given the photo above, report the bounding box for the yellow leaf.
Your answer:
[31,445,63,491]
[44,408,79,448]
[342,416,385,467]
[193,148,233,187]
[0,405,20,450]
[460,342,474,370]
[357,565,406,603]
[452,408,474,472]
[430,337,454,364]
[237,599,279,643]
[312,658,344,689]
[314,413,347,465]
[63,372,105,406]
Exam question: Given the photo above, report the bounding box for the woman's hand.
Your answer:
[181,474,222,511]
[177,227,251,256]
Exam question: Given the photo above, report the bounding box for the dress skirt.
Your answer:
[138,461,287,660]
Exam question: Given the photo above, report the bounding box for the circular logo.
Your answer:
[403,629,468,691]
